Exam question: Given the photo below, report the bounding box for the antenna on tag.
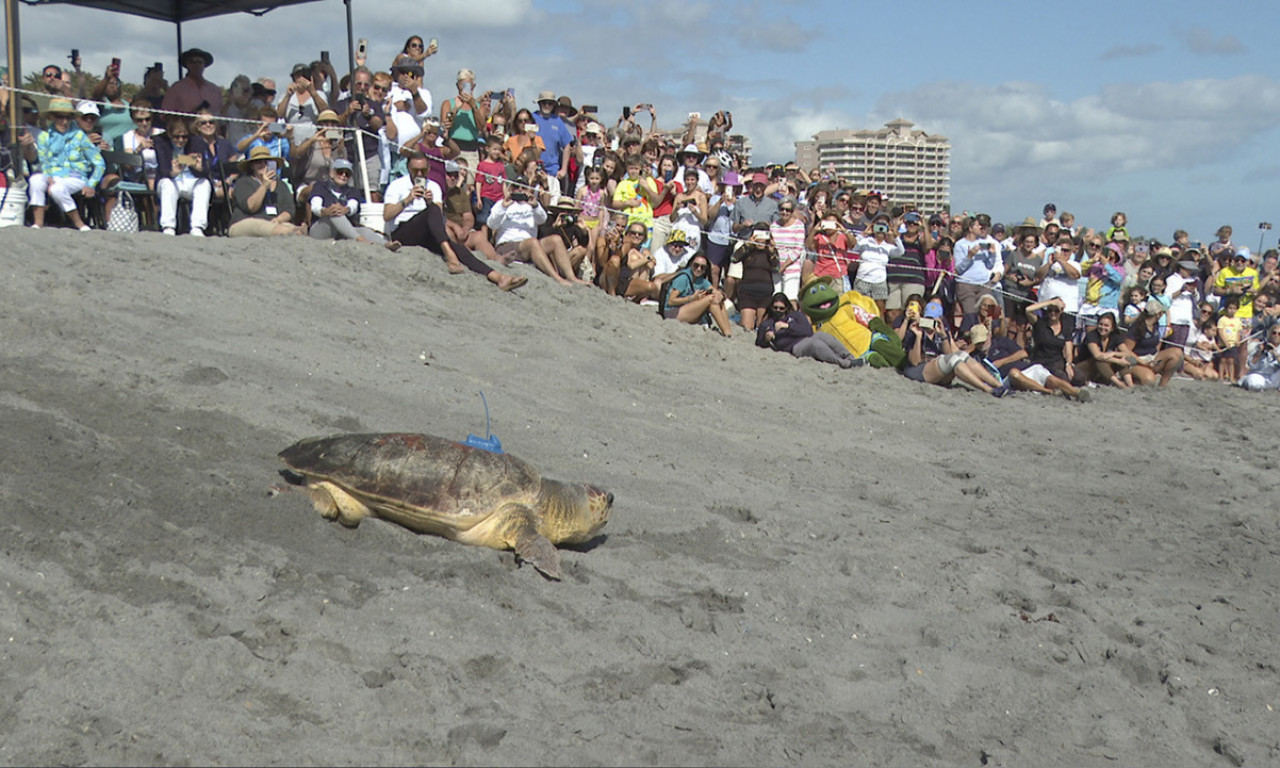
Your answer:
[462,391,503,454]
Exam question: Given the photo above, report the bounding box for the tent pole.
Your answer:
[176,19,183,76]
[345,0,354,78]
[4,0,20,148]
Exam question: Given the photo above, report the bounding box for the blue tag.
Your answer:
[463,433,503,454]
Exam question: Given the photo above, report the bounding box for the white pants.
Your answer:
[158,175,211,232]
[1239,371,1280,391]
[28,174,88,212]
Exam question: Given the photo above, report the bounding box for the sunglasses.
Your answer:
[195,120,215,127]
[627,230,645,237]
[408,42,423,48]
[334,168,352,175]
[134,116,152,122]
[780,207,794,213]
[43,72,59,78]
[691,262,708,270]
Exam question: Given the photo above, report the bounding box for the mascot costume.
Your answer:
[798,276,906,369]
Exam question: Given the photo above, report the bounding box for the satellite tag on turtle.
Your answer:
[463,391,504,454]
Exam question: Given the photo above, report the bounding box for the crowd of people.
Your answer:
[4,42,1280,394]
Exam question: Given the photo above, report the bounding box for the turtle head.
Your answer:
[537,479,612,545]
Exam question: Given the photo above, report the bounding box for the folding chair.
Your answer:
[101,151,158,230]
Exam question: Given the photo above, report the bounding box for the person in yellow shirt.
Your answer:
[611,155,658,235]
[1214,248,1260,319]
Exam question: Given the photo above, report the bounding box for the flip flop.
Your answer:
[500,275,528,292]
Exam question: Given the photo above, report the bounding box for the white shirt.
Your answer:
[653,245,691,276]
[852,234,904,285]
[384,175,444,230]
[1037,249,1083,312]
[1165,272,1195,326]
[486,199,546,245]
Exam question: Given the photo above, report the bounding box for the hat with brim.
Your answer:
[181,48,214,68]
[549,198,581,213]
[315,109,340,124]
[677,143,704,163]
[43,98,77,118]
[556,96,577,116]
[750,172,768,187]
[535,90,557,105]
[331,158,354,173]
[239,145,283,172]
[76,101,100,117]
[1177,260,1198,272]
[1014,216,1041,238]
[1144,301,1166,317]
[722,171,742,187]
[967,324,989,344]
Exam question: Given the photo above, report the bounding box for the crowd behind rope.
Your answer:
[3,43,1280,392]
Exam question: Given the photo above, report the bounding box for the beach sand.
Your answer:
[1,226,1277,766]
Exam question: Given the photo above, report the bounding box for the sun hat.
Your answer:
[967,324,989,344]
[535,90,557,105]
[556,95,577,116]
[315,109,340,124]
[722,171,742,187]
[1144,301,1166,317]
[239,145,283,172]
[665,229,689,247]
[42,98,77,117]
[180,48,214,68]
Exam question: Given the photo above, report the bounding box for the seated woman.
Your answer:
[1238,324,1280,391]
[229,146,304,237]
[290,108,348,215]
[28,98,104,230]
[663,253,733,337]
[1181,319,1222,381]
[613,219,681,301]
[1120,301,1184,386]
[756,292,860,368]
[1076,311,1135,388]
[486,180,588,286]
[154,118,212,236]
[308,159,397,249]
[899,305,1007,396]
[189,109,239,205]
[1024,297,1076,382]
[978,319,1088,400]
[384,152,526,292]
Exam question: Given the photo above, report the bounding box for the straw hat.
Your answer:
[42,98,77,118]
[239,145,283,172]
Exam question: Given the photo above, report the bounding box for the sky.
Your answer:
[6,0,1280,245]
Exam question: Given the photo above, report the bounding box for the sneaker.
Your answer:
[190,228,205,237]
[78,225,91,232]
[29,224,41,229]
[991,384,1011,398]
[163,228,176,236]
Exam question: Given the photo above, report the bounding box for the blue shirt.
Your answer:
[531,112,574,174]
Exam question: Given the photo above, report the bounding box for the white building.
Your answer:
[795,119,950,212]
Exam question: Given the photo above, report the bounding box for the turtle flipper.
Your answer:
[493,504,563,580]
[308,481,372,528]
[514,531,562,581]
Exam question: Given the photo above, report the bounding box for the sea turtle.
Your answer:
[278,433,613,580]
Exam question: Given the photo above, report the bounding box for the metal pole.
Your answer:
[4,0,21,148]
[176,20,183,75]
[345,0,355,79]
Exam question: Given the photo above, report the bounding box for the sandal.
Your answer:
[499,275,528,292]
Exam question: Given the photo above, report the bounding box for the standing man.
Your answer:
[162,48,222,117]
[531,91,575,189]
[953,213,1004,314]
[333,66,385,201]
[730,172,780,240]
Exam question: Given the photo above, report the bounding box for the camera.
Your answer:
[919,318,937,331]
[325,129,343,140]
[268,123,286,136]
[560,213,578,227]
[175,154,199,167]
[510,190,529,203]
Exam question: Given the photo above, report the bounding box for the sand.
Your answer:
[1,226,1278,767]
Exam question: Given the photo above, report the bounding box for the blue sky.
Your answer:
[7,0,1280,245]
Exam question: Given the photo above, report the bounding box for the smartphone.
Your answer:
[429,37,438,50]
[268,123,286,136]
[413,177,427,189]
[153,61,163,72]
[581,104,598,114]
[485,90,505,101]
[505,87,514,100]
[320,50,330,64]
[622,106,631,119]
[111,57,121,73]
[70,48,79,61]
[325,129,342,140]
[357,38,368,58]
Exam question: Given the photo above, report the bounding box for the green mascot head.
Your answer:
[799,276,841,324]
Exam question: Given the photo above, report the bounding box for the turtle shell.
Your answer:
[279,433,543,532]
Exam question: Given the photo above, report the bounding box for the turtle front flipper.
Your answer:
[490,504,562,580]
[307,481,373,528]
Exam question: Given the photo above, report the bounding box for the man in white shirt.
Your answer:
[651,227,693,275]
[1034,234,1083,314]
[384,152,526,291]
